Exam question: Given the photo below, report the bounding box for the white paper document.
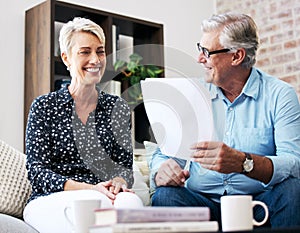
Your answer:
[141,78,214,160]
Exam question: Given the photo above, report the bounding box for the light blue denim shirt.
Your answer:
[150,67,300,202]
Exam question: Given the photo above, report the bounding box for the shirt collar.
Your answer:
[241,67,260,100]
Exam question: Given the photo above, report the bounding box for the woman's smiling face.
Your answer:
[66,31,106,86]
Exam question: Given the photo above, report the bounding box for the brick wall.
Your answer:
[216,0,300,100]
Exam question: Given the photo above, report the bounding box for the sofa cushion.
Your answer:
[132,161,150,206]
[0,140,32,218]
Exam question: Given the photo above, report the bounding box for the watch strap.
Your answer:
[244,152,252,160]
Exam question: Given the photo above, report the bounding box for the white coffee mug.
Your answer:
[64,199,101,233]
[221,195,269,232]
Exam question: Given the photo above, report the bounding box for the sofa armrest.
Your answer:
[0,214,38,233]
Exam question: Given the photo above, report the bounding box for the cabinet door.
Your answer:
[24,0,52,123]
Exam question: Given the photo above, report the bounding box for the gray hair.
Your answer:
[59,17,105,56]
[201,13,259,69]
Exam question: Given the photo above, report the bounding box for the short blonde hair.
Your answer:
[59,17,105,55]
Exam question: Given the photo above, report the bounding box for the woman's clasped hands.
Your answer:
[92,177,133,204]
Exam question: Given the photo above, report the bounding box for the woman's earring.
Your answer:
[67,66,70,71]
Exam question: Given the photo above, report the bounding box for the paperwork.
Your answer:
[141,78,214,160]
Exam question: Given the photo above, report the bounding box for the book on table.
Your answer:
[93,206,211,225]
[89,221,219,233]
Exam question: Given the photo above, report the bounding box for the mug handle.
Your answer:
[64,206,75,228]
[252,201,269,226]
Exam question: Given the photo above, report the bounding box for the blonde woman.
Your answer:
[24,17,142,233]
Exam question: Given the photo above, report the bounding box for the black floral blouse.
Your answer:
[25,85,134,203]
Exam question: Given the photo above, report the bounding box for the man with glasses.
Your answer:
[150,13,300,228]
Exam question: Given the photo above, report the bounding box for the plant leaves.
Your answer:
[146,68,156,77]
[114,60,126,71]
[127,61,138,72]
[129,53,143,63]
[130,75,141,85]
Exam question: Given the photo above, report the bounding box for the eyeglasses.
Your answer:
[197,43,231,58]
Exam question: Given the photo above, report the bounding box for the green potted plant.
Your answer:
[113,53,164,104]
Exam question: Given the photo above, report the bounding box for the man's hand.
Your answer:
[191,141,273,184]
[155,159,190,187]
[191,141,244,173]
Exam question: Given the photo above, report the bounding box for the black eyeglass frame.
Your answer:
[197,43,231,58]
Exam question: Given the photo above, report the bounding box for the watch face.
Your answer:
[243,159,254,172]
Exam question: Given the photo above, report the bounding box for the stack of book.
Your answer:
[89,206,219,233]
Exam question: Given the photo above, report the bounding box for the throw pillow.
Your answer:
[0,140,32,218]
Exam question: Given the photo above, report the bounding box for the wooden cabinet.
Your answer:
[24,0,164,148]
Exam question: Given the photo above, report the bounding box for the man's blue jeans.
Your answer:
[151,177,300,228]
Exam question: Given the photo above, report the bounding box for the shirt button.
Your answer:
[224,180,228,185]
[225,131,230,136]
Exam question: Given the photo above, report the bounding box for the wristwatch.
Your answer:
[242,152,254,173]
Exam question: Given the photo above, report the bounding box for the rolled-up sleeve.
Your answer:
[265,85,300,187]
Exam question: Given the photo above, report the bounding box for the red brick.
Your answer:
[270,2,278,13]
[280,75,297,84]
[257,58,271,67]
[294,6,300,15]
[272,52,296,64]
[267,66,284,76]
[282,20,294,30]
[257,47,267,56]
[270,31,294,43]
[260,37,269,44]
[270,9,292,20]
[285,62,300,73]
[268,44,282,54]
[284,40,297,49]
[261,24,280,34]
[280,0,296,7]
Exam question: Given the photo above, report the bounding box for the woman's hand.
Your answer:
[92,177,133,203]
[110,177,133,194]
[92,180,116,201]
[64,178,133,204]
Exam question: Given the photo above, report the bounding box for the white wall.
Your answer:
[0,0,214,151]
